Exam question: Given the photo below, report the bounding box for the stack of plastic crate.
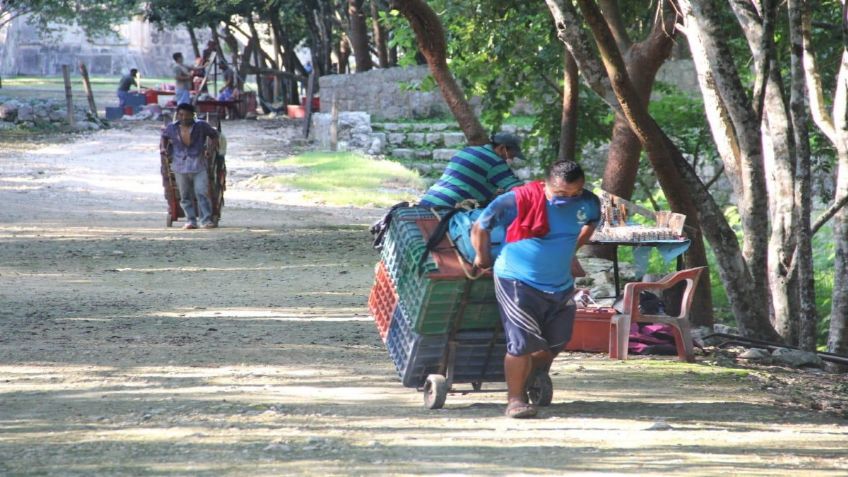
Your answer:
[386,304,505,388]
[371,206,505,388]
[367,261,397,342]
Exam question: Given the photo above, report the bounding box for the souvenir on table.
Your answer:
[590,191,686,243]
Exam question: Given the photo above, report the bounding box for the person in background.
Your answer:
[116,68,138,109]
[418,132,525,209]
[471,160,600,418]
[192,57,208,94]
[217,63,238,99]
[172,52,194,105]
[160,103,221,229]
[201,40,217,63]
[216,63,240,119]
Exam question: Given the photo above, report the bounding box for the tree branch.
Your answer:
[635,176,661,211]
[802,6,837,143]
[812,193,848,236]
[541,72,564,98]
[598,0,631,51]
[704,164,725,191]
[544,0,619,108]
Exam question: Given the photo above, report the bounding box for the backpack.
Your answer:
[369,201,410,251]
[448,209,506,265]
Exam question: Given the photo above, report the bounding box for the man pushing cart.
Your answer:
[160,103,225,229]
[369,159,599,418]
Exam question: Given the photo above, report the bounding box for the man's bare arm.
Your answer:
[576,223,596,251]
[471,222,492,269]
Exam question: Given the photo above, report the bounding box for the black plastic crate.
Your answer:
[386,306,506,388]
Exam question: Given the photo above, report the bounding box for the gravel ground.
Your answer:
[0,120,847,476]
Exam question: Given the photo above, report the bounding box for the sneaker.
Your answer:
[182,223,198,230]
[202,222,217,229]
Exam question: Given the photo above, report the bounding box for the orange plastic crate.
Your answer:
[368,261,398,342]
[565,307,617,353]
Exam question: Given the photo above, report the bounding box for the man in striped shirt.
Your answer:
[418,132,525,208]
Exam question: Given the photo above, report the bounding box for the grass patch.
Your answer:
[1,75,169,92]
[271,151,425,207]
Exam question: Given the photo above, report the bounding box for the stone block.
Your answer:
[380,123,404,131]
[410,161,436,175]
[367,136,384,155]
[49,109,66,122]
[432,149,458,161]
[391,148,416,160]
[16,104,34,122]
[0,103,18,121]
[387,133,406,146]
[414,150,432,160]
[406,132,426,146]
[425,133,443,146]
[442,132,466,147]
[350,133,372,148]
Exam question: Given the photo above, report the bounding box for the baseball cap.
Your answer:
[490,132,525,160]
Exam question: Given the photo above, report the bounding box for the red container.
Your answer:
[368,261,398,342]
[144,90,158,105]
[564,307,617,353]
[300,96,320,111]
[287,104,305,118]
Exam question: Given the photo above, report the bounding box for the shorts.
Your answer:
[494,275,576,356]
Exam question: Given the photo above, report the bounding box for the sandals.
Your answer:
[505,400,537,419]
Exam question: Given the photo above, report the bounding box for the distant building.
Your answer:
[0,15,210,77]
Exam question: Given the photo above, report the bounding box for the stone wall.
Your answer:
[316,60,700,122]
[318,66,453,120]
[0,15,211,77]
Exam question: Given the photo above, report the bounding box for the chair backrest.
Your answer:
[661,266,706,319]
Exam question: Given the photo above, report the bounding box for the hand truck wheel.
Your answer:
[423,374,448,409]
[527,371,553,406]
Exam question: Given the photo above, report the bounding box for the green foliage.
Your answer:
[4,0,140,38]
[385,0,614,166]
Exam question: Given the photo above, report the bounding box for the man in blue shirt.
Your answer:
[160,103,220,229]
[471,160,600,418]
[116,68,138,110]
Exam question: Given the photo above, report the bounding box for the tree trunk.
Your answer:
[728,0,799,343]
[247,16,266,113]
[391,0,487,144]
[388,38,398,66]
[679,0,777,331]
[187,25,201,59]
[348,0,373,72]
[562,0,717,326]
[371,0,389,68]
[828,46,848,365]
[787,0,817,351]
[570,0,780,340]
[558,47,578,162]
[802,2,848,365]
[304,0,335,76]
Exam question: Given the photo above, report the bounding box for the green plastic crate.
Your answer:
[380,215,438,285]
[396,268,501,335]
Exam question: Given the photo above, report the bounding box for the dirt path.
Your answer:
[0,121,847,476]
